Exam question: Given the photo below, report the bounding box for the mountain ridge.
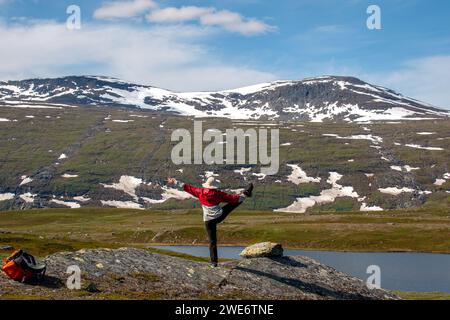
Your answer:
[1,75,448,122]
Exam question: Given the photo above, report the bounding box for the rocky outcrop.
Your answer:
[240,242,283,258]
[0,248,399,300]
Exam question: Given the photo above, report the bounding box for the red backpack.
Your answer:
[2,250,46,282]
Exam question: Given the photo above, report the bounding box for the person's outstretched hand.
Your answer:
[167,177,177,185]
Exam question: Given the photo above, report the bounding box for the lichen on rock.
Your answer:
[240,242,284,258]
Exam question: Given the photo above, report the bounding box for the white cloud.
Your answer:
[94,0,157,20]
[0,21,277,91]
[366,56,450,110]
[147,6,213,23]
[147,6,275,36]
[94,2,275,35]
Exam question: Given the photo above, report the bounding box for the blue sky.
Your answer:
[1,0,450,108]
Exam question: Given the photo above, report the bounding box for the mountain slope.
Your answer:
[0,104,449,212]
[0,75,448,122]
[0,76,449,213]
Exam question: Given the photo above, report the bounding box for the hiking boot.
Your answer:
[210,262,218,268]
[243,183,254,198]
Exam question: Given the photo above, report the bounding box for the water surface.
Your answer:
[152,245,450,293]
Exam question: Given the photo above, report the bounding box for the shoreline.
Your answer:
[148,243,450,255]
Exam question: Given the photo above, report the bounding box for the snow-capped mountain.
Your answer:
[0,75,448,122]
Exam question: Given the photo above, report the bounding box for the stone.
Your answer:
[85,283,101,293]
[240,242,283,258]
[0,247,400,300]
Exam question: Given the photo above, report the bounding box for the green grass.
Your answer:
[394,291,450,300]
[0,207,449,255]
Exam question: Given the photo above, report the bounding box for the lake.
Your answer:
[151,245,450,293]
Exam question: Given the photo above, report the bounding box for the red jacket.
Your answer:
[183,184,241,207]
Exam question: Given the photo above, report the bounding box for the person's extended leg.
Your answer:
[205,220,218,266]
[215,183,254,224]
[215,201,243,224]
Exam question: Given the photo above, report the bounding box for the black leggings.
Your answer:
[204,201,243,264]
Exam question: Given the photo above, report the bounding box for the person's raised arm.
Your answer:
[167,178,201,198]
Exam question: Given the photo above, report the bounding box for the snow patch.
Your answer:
[234,167,252,176]
[142,187,194,204]
[404,165,420,172]
[112,120,134,123]
[62,174,78,178]
[129,114,148,118]
[0,193,14,201]
[322,133,383,144]
[101,200,143,210]
[378,187,414,195]
[434,173,450,186]
[252,173,267,180]
[360,203,383,212]
[286,164,321,185]
[404,144,444,151]
[204,171,219,178]
[51,199,81,209]
[391,165,420,172]
[102,175,143,200]
[73,195,91,202]
[275,172,358,213]
[20,193,36,203]
[417,132,436,135]
[19,176,33,186]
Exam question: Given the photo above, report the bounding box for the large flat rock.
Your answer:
[0,248,399,300]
